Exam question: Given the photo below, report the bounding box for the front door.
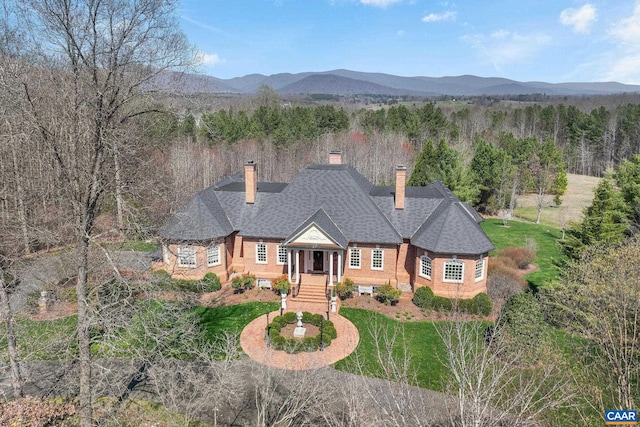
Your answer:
[313,251,323,271]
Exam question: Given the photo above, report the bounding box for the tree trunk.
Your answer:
[0,264,23,398]
[76,235,93,426]
[11,144,30,254]
[114,144,125,234]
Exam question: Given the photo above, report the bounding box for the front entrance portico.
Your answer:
[287,248,343,285]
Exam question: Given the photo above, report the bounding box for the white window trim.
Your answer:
[419,254,432,279]
[475,255,485,282]
[256,243,267,264]
[349,247,361,269]
[207,244,221,267]
[443,259,464,283]
[276,245,288,265]
[178,246,197,268]
[371,248,384,270]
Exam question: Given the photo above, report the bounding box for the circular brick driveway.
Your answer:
[240,304,359,370]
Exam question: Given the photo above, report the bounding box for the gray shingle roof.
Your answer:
[411,198,495,255]
[160,163,493,255]
[239,165,402,244]
[159,187,233,241]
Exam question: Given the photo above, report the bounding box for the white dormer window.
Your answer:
[178,246,197,268]
[443,258,464,283]
[207,244,221,266]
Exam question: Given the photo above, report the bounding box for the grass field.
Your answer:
[334,308,456,391]
[515,173,600,228]
[481,218,565,288]
[197,301,279,341]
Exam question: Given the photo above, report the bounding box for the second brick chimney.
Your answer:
[329,150,342,165]
[244,161,257,204]
[395,165,406,210]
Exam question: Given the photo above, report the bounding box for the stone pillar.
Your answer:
[38,290,49,314]
[287,250,292,283]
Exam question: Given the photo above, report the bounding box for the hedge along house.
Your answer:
[155,151,494,300]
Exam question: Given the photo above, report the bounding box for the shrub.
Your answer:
[232,273,256,292]
[282,311,297,323]
[336,277,355,299]
[473,292,493,316]
[150,269,173,288]
[202,272,222,292]
[412,286,435,309]
[498,247,536,269]
[273,275,291,294]
[266,311,336,353]
[432,296,453,312]
[376,283,402,305]
[488,256,519,274]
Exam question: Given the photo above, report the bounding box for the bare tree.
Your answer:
[4,0,195,424]
[436,318,577,426]
[0,260,23,398]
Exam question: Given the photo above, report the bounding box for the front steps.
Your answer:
[294,273,329,304]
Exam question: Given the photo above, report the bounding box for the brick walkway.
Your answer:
[240,301,359,370]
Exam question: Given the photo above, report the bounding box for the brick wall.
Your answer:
[413,249,488,298]
[154,242,229,282]
[342,243,398,286]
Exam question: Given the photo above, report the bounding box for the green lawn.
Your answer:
[335,307,465,391]
[481,218,566,289]
[196,301,279,340]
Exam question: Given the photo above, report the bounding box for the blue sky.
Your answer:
[179,0,640,84]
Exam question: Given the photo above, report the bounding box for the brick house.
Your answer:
[155,151,494,300]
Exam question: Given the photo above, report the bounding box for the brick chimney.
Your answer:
[395,165,406,210]
[244,161,257,204]
[329,150,342,165]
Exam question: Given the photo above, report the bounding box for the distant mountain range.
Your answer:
[163,69,640,97]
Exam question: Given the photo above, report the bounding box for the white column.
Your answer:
[295,250,300,284]
[287,250,292,283]
[329,251,334,286]
[337,251,343,282]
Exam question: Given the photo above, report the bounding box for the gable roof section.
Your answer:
[283,208,348,249]
[159,186,233,241]
[411,197,495,255]
[239,164,402,244]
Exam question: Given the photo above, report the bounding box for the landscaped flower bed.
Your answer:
[266,311,337,353]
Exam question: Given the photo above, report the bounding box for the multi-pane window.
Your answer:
[207,244,221,266]
[420,255,432,279]
[475,256,484,280]
[178,246,196,268]
[256,243,267,264]
[349,247,361,268]
[371,248,384,270]
[444,259,464,282]
[277,245,288,265]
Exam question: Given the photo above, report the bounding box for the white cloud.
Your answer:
[603,1,640,83]
[422,11,457,23]
[397,30,406,37]
[196,52,225,67]
[462,30,552,72]
[559,4,597,34]
[359,0,402,7]
[608,1,640,45]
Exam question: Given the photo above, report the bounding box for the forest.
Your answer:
[3,0,640,426]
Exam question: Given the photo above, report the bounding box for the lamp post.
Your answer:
[319,313,324,352]
[266,312,271,348]
[326,288,331,321]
